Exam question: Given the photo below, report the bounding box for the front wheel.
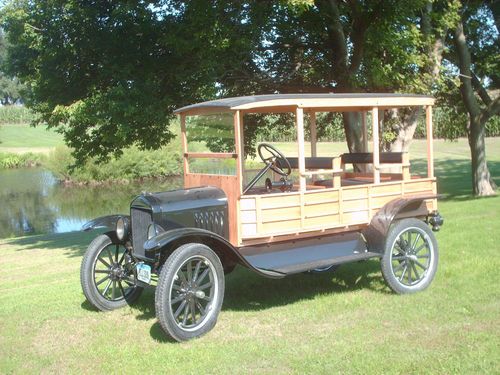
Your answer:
[155,243,225,342]
[381,218,439,294]
[80,233,143,311]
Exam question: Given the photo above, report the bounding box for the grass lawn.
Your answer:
[0,124,64,154]
[0,139,499,374]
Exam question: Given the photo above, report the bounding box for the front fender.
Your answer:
[144,228,283,278]
[82,214,128,232]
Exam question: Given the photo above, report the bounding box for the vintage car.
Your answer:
[80,93,443,341]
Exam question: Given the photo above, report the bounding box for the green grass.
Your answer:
[0,140,499,374]
[0,124,64,153]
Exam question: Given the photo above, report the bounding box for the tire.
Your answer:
[80,233,143,311]
[155,243,225,342]
[381,218,439,294]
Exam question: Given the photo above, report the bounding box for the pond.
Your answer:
[0,168,182,239]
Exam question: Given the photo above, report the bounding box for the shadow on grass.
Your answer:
[7,229,103,256]
[124,260,387,342]
[411,158,499,201]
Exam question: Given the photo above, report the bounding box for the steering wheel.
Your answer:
[257,143,291,177]
[243,143,292,194]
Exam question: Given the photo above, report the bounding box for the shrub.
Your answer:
[45,143,182,183]
[0,152,44,168]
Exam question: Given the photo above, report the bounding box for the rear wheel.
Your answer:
[155,243,225,342]
[80,233,143,311]
[381,218,438,294]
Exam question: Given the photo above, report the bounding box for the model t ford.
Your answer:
[81,94,443,341]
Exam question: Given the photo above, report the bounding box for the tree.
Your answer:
[0,28,25,104]
[1,0,254,164]
[451,1,499,196]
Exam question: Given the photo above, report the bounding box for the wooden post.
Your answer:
[180,114,189,177]
[362,111,368,152]
[310,111,317,157]
[234,111,244,194]
[296,107,306,191]
[402,152,410,180]
[426,105,434,178]
[332,156,341,188]
[372,107,380,184]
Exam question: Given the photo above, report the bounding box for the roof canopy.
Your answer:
[174,93,435,115]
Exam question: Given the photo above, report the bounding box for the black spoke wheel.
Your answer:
[381,218,438,294]
[81,233,143,311]
[155,243,224,342]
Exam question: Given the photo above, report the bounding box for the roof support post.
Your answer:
[234,111,244,194]
[180,114,189,177]
[296,107,306,191]
[426,105,434,179]
[372,107,380,184]
[362,111,368,152]
[310,111,317,158]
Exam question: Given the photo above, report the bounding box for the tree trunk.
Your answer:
[454,19,497,196]
[469,117,498,195]
[390,108,421,152]
[342,112,364,153]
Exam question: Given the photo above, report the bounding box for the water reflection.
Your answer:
[0,168,182,239]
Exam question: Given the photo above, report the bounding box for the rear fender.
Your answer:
[82,215,128,232]
[363,195,439,253]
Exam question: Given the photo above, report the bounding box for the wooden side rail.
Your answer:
[341,152,405,164]
[299,156,342,187]
[185,152,237,159]
[341,152,410,181]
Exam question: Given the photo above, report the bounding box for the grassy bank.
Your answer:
[0,123,183,181]
[0,141,499,373]
[0,152,45,168]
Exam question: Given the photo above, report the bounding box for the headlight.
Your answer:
[147,223,164,240]
[116,217,129,241]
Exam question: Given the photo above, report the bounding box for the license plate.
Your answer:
[136,263,151,284]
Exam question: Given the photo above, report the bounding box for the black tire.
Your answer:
[381,218,439,294]
[80,233,143,311]
[155,243,225,342]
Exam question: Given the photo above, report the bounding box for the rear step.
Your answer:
[240,232,380,276]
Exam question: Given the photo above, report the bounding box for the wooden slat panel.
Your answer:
[261,219,301,233]
[261,206,301,222]
[343,198,369,212]
[404,181,433,193]
[260,194,301,209]
[242,223,257,236]
[240,210,256,224]
[343,211,369,223]
[371,195,400,209]
[304,190,339,205]
[304,203,339,217]
[185,152,237,159]
[371,183,402,195]
[304,214,340,228]
[240,198,256,210]
[342,187,369,200]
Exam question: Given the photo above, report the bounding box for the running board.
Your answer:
[240,232,381,276]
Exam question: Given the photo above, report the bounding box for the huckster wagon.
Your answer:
[81,94,443,341]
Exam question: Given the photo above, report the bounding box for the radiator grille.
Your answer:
[194,210,225,236]
[131,208,153,257]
